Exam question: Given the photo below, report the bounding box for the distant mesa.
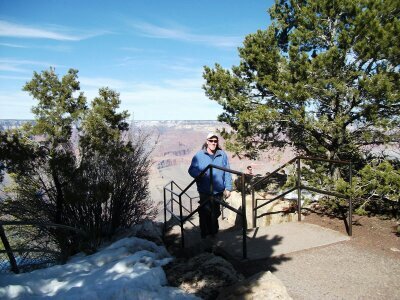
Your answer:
[162,149,190,157]
[0,119,35,130]
[1,119,224,131]
[157,159,179,169]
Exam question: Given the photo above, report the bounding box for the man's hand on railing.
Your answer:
[224,190,231,199]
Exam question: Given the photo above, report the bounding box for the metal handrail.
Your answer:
[252,157,297,190]
[0,221,87,274]
[0,221,87,236]
[163,180,199,220]
[163,164,249,259]
[251,156,353,236]
[255,187,297,211]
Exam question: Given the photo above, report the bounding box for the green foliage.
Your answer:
[22,67,87,146]
[357,160,400,202]
[203,0,399,216]
[0,68,156,260]
[352,159,400,217]
[318,159,400,217]
[80,87,129,155]
[203,0,399,162]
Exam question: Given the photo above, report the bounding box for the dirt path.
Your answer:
[234,214,400,299]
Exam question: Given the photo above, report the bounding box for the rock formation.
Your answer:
[223,191,298,228]
[163,252,244,299]
[217,271,292,300]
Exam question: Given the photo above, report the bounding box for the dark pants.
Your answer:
[198,193,222,238]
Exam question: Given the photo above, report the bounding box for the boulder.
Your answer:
[217,271,292,300]
[112,220,164,245]
[164,252,244,299]
[130,220,164,245]
[223,191,298,228]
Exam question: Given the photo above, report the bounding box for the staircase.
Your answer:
[163,156,353,261]
[164,212,350,261]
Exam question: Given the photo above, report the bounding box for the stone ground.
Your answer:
[230,213,400,299]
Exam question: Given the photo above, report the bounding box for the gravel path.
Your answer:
[271,242,400,299]
[232,214,400,300]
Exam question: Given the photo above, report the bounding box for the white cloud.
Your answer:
[0,64,28,73]
[0,74,30,81]
[114,55,203,77]
[80,77,128,90]
[0,20,106,41]
[120,46,144,52]
[0,76,221,120]
[118,79,221,120]
[0,58,58,74]
[166,64,203,74]
[163,77,203,89]
[0,41,72,52]
[0,42,27,48]
[82,76,221,120]
[0,91,34,119]
[131,21,242,48]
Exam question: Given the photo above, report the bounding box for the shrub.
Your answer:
[0,69,156,261]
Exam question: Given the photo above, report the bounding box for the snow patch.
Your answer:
[0,237,198,299]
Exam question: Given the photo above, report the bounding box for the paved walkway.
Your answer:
[166,217,399,299]
[167,217,350,260]
[269,241,400,299]
[217,221,350,260]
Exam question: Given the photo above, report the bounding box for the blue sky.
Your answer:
[0,0,273,120]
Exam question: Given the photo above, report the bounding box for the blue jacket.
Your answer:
[188,149,233,194]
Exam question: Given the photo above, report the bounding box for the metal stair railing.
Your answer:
[163,180,200,229]
[163,164,250,259]
[251,156,353,236]
[0,221,87,274]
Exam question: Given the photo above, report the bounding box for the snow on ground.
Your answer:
[0,237,198,300]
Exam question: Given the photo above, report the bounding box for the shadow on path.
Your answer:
[163,215,291,299]
[163,214,291,272]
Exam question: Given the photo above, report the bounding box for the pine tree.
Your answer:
[203,0,399,162]
[0,69,156,260]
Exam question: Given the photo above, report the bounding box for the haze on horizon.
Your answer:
[0,0,274,120]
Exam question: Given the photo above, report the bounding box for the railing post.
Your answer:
[252,186,256,228]
[170,181,173,214]
[190,197,193,213]
[163,187,167,236]
[0,224,19,274]
[297,158,302,221]
[210,167,215,234]
[349,162,353,236]
[179,194,184,248]
[241,173,247,259]
[210,166,213,194]
[221,200,224,219]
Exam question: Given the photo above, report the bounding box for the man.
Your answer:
[188,133,232,241]
[246,165,253,175]
[243,165,254,193]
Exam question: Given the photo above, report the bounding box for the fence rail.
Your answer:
[163,164,249,259]
[0,221,86,274]
[251,156,353,236]
[163,156,353,261]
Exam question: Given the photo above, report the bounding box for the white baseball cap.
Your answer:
[206,132,218,139]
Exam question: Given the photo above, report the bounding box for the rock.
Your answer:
[112,220,164,245]
[164,252,244,299]
[217,271,292,300]
[131,220,164,245]
[224,191,298,228]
